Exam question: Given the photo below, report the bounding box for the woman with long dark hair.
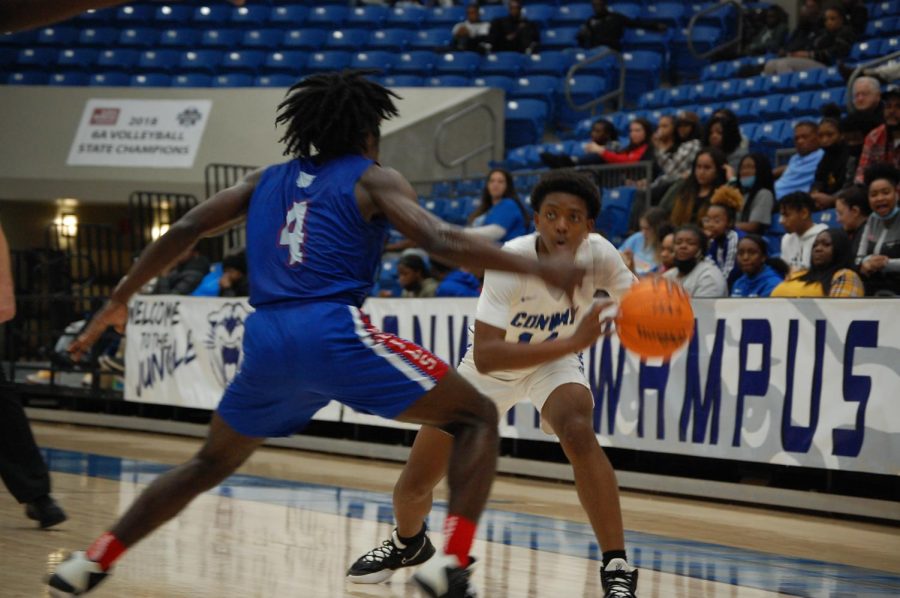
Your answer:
[771,228,864,297]
[467,168,531,243]
[651,114,702,201]
[591,118,655,165]
[703,114,746,173]
[663,148,728,227]
[734,153,776,234]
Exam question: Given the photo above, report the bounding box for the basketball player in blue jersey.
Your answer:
[46,71,585,598]
[348,170,641,598]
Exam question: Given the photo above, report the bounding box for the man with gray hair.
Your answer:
[851,76,884,138]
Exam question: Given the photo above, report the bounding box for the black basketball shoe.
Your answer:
[347,528,436,583]
[47,551,110,597]
[600,558,638,598]
[412,553,477,598]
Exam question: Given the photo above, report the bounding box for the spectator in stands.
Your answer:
[731,235,786,297]
[150,244,210,295]
[663,148,728,227]
[764,5,855,74]
[397,252,438,298]
[467,168,530,244]
[779,0,822,56]
[840,0,869,37]
[431,257,480,298]
[734,153,776,234]
[676,111,703,146]
[810,117,853,209]
[704,186,745,287]
[618,207,667,276]
[656,224,675,274]
[703,114,747,176]
[662,224,728,297]
[744,6,788,56]
[591,118,654,165]
[779,192,828,273]
[834,185,872,257]
[452,3,491,53]
[488,0,540,54]
[854,88,900,185]
[856,164,900,296]
[540,118,620,168]
[774,121,824,200]
[771,228,864,297]
[650,115,702,202]
[848,77,884,138]
[218,251,249,298]
[576,0,667,52]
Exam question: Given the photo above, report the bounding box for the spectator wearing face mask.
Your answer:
[662,224,728,297]
[734,153,776,234]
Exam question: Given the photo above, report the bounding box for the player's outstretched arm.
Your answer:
[362,166,584,297]
[68,167,263,361]
[472,302,611,374]
[0,0,244,33]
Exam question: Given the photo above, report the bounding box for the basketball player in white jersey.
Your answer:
[348,170,640,598]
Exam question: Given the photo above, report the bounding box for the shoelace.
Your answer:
[604,572,634,598]
[360,539,398,564]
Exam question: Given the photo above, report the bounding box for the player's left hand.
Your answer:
[68,299,128,362]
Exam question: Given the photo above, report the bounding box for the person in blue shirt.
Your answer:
[774,121,825,200]
[50,70,585,598]
[731,234,787,297]
[467,168,531,243]
[432,257,481,297]
[617,207,667,275]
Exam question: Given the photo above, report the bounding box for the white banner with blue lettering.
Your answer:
[125,296,900,476]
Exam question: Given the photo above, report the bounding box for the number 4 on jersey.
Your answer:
[279,201,308,266]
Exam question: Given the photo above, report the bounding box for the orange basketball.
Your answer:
[615,277,695,360]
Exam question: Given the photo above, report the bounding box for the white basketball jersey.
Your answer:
[459,232,637,380]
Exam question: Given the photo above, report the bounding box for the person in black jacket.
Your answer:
[576,0,666,51]
[764,5,856,74]
[488,0,539,54]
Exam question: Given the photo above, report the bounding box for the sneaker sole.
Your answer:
[411,574,441,598]
[346,569,396,584]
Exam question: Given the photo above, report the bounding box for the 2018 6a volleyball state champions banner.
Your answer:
[125,296,900,476]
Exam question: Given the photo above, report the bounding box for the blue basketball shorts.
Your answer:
[217,302,449,437]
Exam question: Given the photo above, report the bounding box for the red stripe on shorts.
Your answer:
[361,313,450,384]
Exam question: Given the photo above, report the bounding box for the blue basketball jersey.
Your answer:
[245,155,388,307]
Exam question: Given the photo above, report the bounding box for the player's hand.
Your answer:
[536,254,586,303]
[861,255,889,275]
[570,300,614,350]
[68,299,128,362]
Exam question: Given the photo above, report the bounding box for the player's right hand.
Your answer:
[536,254,586,304]
[68,299,128,362]
[570,300,613,350]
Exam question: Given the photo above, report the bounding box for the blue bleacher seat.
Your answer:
[608,2,640,19]
[522,51,574,76]
[714,79,740,100]
[0,47,15,68]
[269,5,309,27]
[137,49,180,74]
[810,87,846,111]
[434,51,482,76]
[75,8,114,25]
[812,208,838,226]
[325,29,370,51]
[89,72,130,86]
[689,80,717,103]
[408,28,453,51]
[850,40,884,62]
[817,66,844,88]
[671,26,719,76]
[130,73,171,87]
[78,27,118,47]
[701,59,740,81]
[541,27,580,50]
[663,84,692,106]
[457,178,483,195]
[752,94,786,120]
[306,5,349,27]
[873,1,900,18]
[15,47,56,69]
[57,48,97,71]
[115,4,154,23]
[557,75,608,128]
[725,98,754,121]
[254,74,297,88]
[351,51,398,74]
[212,73,254,87]
[597,187,635,247]
[263,51,307,76]
[0,30,36,47]
[552,3,594,26]
[7,70,48,85]
[242,29,284,50]
[480,5,508,22]
[368,29,413,52]
[283,29,328,51]
[231,5,270,26]
[394,51,436,76]
[96,48,139,71]
[739,123,758,143]
[379,74,425,87]
[153,4,193,24]
[790,69,820,91]
[192,5,232,26]
[425,75,470,87]
[564,47,619,83]
[638,89,663,109]
[117,27,158,48]
[221,50,265,74]
[881,35,900,55]
[623,28,671,55]
[644,2,685,27]
[200,28,240,49]
[386,6,428,29]
[345,5,390,28]
[471,75,516,92]
[428,6,466,27]
[505,99,549,148]
[35,26,76,46]
[171,73,213,87]
[159,28,200,49]
[511,75,559,115]
[737,75,765,98]
[48,72,89,86]
[761,73,794,94]
[179,50,222,74]
[780,93,815,117]
[305,51,352,74]
[375,257,401,297]
[521,4,555,27]
[480,51,528,77]
[865,17,898,38]
[623,51,663,98]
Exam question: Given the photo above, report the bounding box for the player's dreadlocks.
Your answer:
[276,70,400,160]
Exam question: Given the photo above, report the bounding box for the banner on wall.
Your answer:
[67,99,211,168]
[125,296,900,476]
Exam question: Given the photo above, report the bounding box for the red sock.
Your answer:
[443,514,476,568]
[86,532,127,571]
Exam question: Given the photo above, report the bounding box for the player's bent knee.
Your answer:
[555,417,598,454]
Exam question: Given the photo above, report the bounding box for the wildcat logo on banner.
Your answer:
[125,296,900,476]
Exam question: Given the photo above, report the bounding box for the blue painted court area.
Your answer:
[43,448,899,598]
